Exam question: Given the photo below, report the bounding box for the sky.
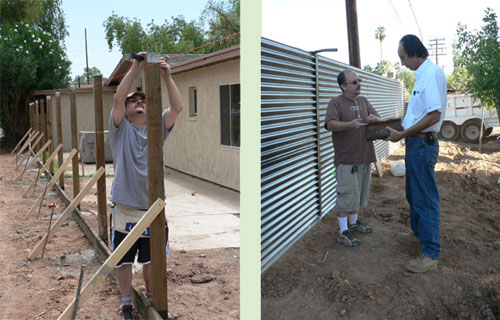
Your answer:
[263,0,500,75]
[61,0,211,80]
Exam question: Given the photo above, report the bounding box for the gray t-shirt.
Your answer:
[108,110,171,210]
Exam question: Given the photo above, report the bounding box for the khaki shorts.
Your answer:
[335,163,372,213]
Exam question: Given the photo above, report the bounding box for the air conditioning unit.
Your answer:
[79,131,113,164]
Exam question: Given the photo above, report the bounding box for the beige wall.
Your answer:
[163,59,240,191]
[50,91,115,151]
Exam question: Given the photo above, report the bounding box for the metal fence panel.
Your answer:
[261,38,404,272]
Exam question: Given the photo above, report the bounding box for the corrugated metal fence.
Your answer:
[261,38,405,272]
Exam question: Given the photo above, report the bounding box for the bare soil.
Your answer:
[0,152,239,320]
[262,132,500,320]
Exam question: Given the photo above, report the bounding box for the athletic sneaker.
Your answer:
[349,220,373,233]
[336,230,361,247]
[122,305,133,320]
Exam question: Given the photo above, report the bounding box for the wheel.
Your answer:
[439,121,459,141]
[461,120,482,143]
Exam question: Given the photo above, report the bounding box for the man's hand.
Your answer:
[366,114,380,122]
[386,127,404,142]
[160,56,171,78]
[351,118,367,129]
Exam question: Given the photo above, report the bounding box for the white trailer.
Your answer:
[439,93,500,143]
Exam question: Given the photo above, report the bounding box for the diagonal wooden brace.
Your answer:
[22,144,63,198]
[16,131,40,166]
[57,198,166,320]
[15,140,52,181]
[16,133,44,170]
[25,149,78,218]
[11,128,32,154]
[28,166,106,260]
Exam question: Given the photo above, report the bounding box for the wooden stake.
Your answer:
[25,149,77,219]
[374,154,383,178]
[55,92,64,189]
[93,75,108,242]
[145,52,168,315]
[35,100,40,152]
[22,144,63,198]
[71,265,85,319]
[41,203,56,259]
[70,92,80,198]
[57,198,166,320]
[27,166,105,260]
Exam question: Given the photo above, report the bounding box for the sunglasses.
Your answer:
[128,97,146,103]
[346,79,362,85]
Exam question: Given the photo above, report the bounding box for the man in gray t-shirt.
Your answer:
[109,52,183,319]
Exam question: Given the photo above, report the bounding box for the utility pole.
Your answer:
[428,38,446,66]
[345,0,361,68]
[85,28,90,84]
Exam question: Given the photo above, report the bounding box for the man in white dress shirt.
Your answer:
[386,34,447,273]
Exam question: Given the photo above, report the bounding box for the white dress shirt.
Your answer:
[402,59,447,132]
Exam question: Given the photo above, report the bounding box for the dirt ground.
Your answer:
[262,132,500,320]
[0,152,239,319]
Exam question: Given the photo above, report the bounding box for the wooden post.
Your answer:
[70,92,80,198]
[29,103,34,132]
[55,92,65,189]
[35,100,40,152]
[345,0,361,68]
[93,75,108,243]
[145,53,168,316]
[40,99,47,164]
[47,95,54,175]
[57,199,166,320]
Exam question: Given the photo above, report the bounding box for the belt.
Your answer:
[408,132,437,139]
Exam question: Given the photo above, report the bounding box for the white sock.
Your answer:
[122,296,132,306]
[349,213,358,225]
[338,216,348,233]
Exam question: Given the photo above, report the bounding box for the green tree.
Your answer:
[73,67,105,85]
[103,0,240,55]
[374,26,386,63]
[0,0,70,149]
[395,62,415,102]
[456,8,500,111]
[373,60,393,76]
[202,0,240,51]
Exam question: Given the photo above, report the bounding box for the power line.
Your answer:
[407,0,423,41]
[428,37,446,66]
[387,0,406,32]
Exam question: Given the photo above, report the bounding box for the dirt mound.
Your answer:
[262,135,500,320]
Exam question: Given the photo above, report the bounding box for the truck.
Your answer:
[439,93,500,143]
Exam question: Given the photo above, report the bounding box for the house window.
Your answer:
[220,83,240,147]
[189,87,198,117]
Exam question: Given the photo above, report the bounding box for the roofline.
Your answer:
[33,85,116,96]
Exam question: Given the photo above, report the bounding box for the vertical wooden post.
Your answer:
[40,99,47,164]
[29,103,34,132]
[47,95,54,175]
[93,75,108,243]
[345,0,361,68]
[35,100,40,152]
[56,92,65,189]
[145,53,168,316]
[70,92,80,198]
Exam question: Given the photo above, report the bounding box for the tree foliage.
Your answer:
[73,67,105,85]
[456,8,500,111]
[374,26,386,62]
[0,0,70,149]
[103,0,239,55]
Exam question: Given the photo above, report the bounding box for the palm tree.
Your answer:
[375,26,386,63]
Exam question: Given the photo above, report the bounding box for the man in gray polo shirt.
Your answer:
[109,52,183,319]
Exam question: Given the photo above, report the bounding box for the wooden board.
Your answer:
[22,144,63,197]
[28,166,105,260]
[24,149,77,218]
[15,140,51,181]
[15,131,40,165]
[57,198,166,320]
[11,128,32,154]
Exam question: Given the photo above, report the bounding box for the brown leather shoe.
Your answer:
[406,255,438,273]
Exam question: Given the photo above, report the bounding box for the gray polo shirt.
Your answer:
[108,110,171,210]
